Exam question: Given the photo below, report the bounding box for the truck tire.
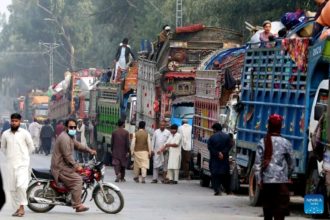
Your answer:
[230,166,240,193]
[249,167,261,206]
[200,171,211,187]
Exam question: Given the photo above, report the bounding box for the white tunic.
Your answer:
[152,129,170,168]
[1,128,35,191]
[178,124,192,151]
[28,121,42,138]
[166,132,182,169]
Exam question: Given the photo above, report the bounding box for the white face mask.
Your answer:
[68,129,76,136]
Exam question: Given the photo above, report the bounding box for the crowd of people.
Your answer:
[111,119,193,185]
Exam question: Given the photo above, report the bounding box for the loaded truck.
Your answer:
[193,47,245,187]
[137,24,243,135]
[48,68,102,121]
[95,64,138,161]
[234,31,330,206]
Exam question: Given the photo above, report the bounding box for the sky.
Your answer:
[0,0,11,18]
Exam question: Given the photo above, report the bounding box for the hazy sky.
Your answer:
[0,0,11,17]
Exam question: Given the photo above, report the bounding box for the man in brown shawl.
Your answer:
[111,119,130,182]
[51,118,96,212]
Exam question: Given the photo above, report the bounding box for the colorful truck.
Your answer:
[235,35,330,206]
[48,68,102,121]
[137,25,243,134]
[193,48,245,187]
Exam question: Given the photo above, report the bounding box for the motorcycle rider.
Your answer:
[51,118,96,212]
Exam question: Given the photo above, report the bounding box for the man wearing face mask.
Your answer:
[51,118,96,212]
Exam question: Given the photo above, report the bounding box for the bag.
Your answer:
[281,10,306,30]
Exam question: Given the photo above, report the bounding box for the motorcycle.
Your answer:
[27,157,124,214]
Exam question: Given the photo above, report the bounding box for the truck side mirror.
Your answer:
[314,104,327,121]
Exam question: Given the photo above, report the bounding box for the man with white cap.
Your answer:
[178,119,192,180]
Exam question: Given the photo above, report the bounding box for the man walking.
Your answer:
[40,119,54,155]
[1,113,35,216]
[207,123,231,195]
[178,119,192,180]
[111,120,130,182]
[29,118,42,153]
[160,124,182,184]
[131,121,151,183]
[151,121,170,183]
[51,118,96,212]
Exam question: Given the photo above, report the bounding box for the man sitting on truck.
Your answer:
[259,20,276,48]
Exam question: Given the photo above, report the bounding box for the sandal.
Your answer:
[12,211,24,217]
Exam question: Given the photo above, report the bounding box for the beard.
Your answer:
[11,126,19,132]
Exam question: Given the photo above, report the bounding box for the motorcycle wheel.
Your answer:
[93,185,124,214]
[27,181,56,213]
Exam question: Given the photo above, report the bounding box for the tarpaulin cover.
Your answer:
[124,62,138,94]
[203,47,246,70]
[176,24,204,34]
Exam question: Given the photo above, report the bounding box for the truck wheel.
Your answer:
[249,167,261,206]
[200,171,210,187]
[230,166,240,193]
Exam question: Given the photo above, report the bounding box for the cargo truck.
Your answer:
[235,36,330,206]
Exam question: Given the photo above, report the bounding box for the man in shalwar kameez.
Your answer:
[151,121,170,183]
[51,118,96,212]
[159,124,182,184]
[1,113,35,217]
[131,121,151,183]
[111,119,130,182]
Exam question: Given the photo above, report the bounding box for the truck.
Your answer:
[193,47,245,187]
[48,68,102,121]
[137,24,243,134]
[234,33,330,206]
[94,64,138,161]
[25,90,49,122]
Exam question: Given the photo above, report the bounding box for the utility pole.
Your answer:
[176,0,183,28]
[39,42,60,86]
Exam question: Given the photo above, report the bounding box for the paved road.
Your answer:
[0,154,311,220]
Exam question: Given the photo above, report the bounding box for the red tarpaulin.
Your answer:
[176,24,204,34]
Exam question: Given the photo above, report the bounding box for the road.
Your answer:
[0,153,311,220]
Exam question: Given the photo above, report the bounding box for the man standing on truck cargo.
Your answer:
[111,119,130,182]
[114,38,136,82]
[179,119,192,180]
[207,123,231,195]
[151,121,171,183]
[131,121,151,183]
[254,114,294,220]
[156,25,171,59]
